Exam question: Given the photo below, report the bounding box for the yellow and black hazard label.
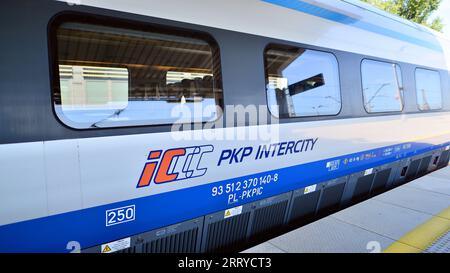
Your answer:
[101,237,130,253]
[102,245,112,253]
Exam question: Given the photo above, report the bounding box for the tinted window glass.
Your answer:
[265,45,341,118]
[361,60,403,113]
[53,22,223,128]
[415,68,442,110]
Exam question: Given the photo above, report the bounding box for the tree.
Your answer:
[361,0,444,32]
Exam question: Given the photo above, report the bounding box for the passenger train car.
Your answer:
[1,0,450,253]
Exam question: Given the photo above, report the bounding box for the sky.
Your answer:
[435,0,450,37]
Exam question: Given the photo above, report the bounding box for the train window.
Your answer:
[264,45,341,118]
[52,21,222,128]
[361,59,403,113]
[415,68,442,111]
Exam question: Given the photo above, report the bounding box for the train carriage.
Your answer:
[0,0,449,253]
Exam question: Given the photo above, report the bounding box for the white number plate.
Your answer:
[105,205,135,227]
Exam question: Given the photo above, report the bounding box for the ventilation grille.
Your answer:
[438,150,450,168]
[205,212,250,253]
[142,228,198,253]
[371,168,391,195]
[417,156,432,177]
[289,191,320,225]
[250,200,288,239]
[405,159,421,181]
[352,174,375,203]
[317,183,345,216]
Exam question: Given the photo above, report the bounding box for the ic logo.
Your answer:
[137,145,214,188]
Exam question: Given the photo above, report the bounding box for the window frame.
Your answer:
[48,12,224,130]
[263,43,343,120]
[360,58,405,114]
[414,67,443,112]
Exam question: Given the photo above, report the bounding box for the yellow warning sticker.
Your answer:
[224,206,243,219]
[102,245,112,253]
[101,237,131,253]
[364,168,373,176]
[304,184,317,194]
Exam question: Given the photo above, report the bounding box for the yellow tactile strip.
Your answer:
[384,206,450,253]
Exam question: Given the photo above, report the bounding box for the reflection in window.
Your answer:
[59,65,129,109]
[53,22,222,128]
[265,45,341,118]
[361,60,403,113]
[415,68,442,111]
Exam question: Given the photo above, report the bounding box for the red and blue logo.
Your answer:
[137,145,214,188]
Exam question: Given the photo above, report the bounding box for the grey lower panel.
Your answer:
[393,158,411,186]
[201,206,252,253]
[248,192,291,241]
[82,217,204,253]
[288,187,322,225]
[438,149,450,169]
[200,192,291,252]
[350,172,375,205]
[405,158,421,182]
[317,177,348,216]
[371,168,392,195]
[287,177,348,225]
[342,163,397,201]
[428,151,442,173]
[141,227,200,253]
[416,155,432,177]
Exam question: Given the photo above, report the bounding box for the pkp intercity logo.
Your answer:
[137,145,214,188]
